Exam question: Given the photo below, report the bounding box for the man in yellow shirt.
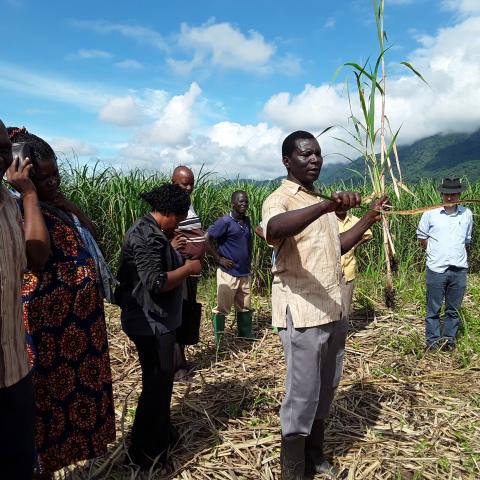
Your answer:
[336,208,373,317]
[262,131,388,479]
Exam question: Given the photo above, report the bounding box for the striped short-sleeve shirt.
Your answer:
[0,185,29,388]
[177,205,202,231]
[262,180,343,329]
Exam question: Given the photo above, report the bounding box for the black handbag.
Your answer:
[176,280,202,345]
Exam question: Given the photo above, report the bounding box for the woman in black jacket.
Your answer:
[115,184,202,470]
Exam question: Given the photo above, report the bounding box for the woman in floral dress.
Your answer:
[8,127,115,478]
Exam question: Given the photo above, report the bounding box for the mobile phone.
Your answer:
[11,142,33,166]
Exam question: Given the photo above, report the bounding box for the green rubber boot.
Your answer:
[212,314,225,344]
[236,310,254,339]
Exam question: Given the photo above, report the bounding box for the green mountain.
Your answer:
[319,129,480,186]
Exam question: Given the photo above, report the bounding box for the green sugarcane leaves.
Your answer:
[400,62,429,86]
[332,0,429,307]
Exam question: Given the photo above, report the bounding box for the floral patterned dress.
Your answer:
[22,206,115,475]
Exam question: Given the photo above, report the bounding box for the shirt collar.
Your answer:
[440,204,464,216]
[229,212,249,224]
[281,179,320,197]
[336,213,352,225]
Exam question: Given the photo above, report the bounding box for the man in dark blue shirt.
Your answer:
[206,191,253,342]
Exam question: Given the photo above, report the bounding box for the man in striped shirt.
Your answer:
[171,166,206,380]
[0,120,50,479]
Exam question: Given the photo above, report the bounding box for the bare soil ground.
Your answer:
[56,294,479,479]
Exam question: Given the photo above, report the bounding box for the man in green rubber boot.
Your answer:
[206,191,253,343]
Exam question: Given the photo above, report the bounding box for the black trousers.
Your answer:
[129,330,175,466]
[0,371,35,480]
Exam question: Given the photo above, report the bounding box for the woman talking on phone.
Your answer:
[115,184,202,471]
[7,127,115,479]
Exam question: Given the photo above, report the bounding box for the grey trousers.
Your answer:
[279,306,348,437]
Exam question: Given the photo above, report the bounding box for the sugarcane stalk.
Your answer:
[334,0,427,307]
[378,0,395,306]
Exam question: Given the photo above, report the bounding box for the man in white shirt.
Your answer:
[417,178,473,350]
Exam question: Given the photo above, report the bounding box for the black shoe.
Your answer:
[169,424,180,447]
[174,367,195,382]
[307,459,338,477]
[305,420,338,478]
[126,444,169,471]
[425,342,441,352]
[280,435,306,480]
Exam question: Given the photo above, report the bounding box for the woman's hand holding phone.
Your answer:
[6,155,37,197]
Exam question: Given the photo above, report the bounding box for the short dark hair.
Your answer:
[139,184,190,215]
[231,190,247,202]
[7,127,56,166]
[282,131,315,158]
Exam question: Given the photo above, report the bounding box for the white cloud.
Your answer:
[386,15,480,142]
[323,17,336,29]
[110,92,288,179]
[167,53,203,76]
[442,0,480,15]
[50,137,98,157]
[138,89,170,118]
[138,82,202,145]
[263,84,349,133]
[74,18,298,77]
[73,20,168,51]
[98,95,144,126]
[114,59,144,69]
[0,62,109,110]
[276,55,303,76]
[69,48,113,60]
[170,21,276,74]
[206,122,286,178]
[261,14,480,158]
[6,11,480,180]
[100,88,353,176]
[115,122,286,180]
[209,121,281,149]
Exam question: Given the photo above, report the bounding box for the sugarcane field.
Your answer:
[43,172,480,479]
[1,0,480,479]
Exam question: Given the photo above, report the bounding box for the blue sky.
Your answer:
[1,0,479,179]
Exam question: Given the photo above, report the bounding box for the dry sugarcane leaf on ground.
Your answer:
[54,297,479,479]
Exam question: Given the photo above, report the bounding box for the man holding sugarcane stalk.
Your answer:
[262,131,389,479]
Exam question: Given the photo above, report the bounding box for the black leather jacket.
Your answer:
[115,213,184,336]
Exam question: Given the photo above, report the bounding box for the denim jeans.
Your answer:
[425,267,467,346]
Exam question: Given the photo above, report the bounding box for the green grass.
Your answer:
[56,163,480,353]
[356,271,480,363]
[52,163,480,363]
[414,439,431,454]
[59,162,480,288]
[437,457,450,472]
[56,164,480,360]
